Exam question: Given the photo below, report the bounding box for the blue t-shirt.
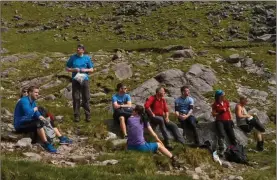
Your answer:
[175,96,194,114]
[14,96,41,130]
[66,54,94,80]
[112,93,131,105]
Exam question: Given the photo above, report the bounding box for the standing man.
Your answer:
[112,83,132,138]
[144,87,185,150]
[14,86,57,153]
[66,44,94,122]
[175,86,200,146]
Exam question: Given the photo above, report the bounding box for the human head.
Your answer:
[77,44,85,56]
[156,87,166,98]
[134,105,145,116]
[214,89,225,101]
[239,96,248,106]
[180,85,190,97]
[27,86,40,100]
[215,89,225,102]
[116,83,127,93]
[20,87,28,98]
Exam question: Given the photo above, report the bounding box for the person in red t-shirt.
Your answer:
[144,87,185,150]
[212,90,237,156]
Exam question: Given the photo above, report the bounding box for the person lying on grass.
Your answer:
[127,105,179,164]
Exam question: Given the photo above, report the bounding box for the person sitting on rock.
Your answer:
[13,86,71,153]
[212,90,237,157]
[127,105,180,165]
[144,87,185,150]
[112,83,133,138]
[37,106,73,145]
[19,87,28,99]
[175,86,200,146]
[235,96,265,151]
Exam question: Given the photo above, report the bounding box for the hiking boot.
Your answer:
[59,136,73,145]
[43,142,57,153]
[74,117,80,122]
[256,141,264,151]
[171,155,184,167]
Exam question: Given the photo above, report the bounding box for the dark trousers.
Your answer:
[16,119,45,144]
[72,79,90,119]
[216,120,237,150]
[179,115,200,144]
[239,118,265,133]
[150,116,185,145]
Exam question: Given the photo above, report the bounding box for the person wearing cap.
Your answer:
[212,90,237,157]
[66,44,94,122]
[235,96,265,151]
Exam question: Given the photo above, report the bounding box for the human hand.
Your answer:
[151,113,155,118]
[34,107,38,112]
[74,68,80,72]
[81,68,87,73]
[165,117,170,123]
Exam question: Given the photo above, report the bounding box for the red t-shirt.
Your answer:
[212,100,231,121]
[144,95,168,116]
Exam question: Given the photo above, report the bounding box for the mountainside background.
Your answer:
[1,2,276,180]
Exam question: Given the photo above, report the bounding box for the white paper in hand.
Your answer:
[74,73,87,84]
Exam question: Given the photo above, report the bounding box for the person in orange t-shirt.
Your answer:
[212,90,237,157]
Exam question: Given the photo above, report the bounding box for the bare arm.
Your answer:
[120,101,132,108]
[235,105,250,118]
[147,125,163,145]
[81,68,94,74]
[66,67,80,73]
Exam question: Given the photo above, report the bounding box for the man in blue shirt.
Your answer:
[175,86,200,146]
[66,44,94,122]
[14,86,57,153]
[112,83,132,138]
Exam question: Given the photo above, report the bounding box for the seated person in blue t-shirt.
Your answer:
[175,86,200,146]
[112,83,132,138]
[14,86,72,153]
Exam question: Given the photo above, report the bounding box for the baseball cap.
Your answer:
[215,89,224,97]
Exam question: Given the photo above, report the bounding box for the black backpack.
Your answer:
[224,144,248,164]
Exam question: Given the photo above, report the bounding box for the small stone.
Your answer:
[15,138,32,148]
[235,176,243,180]
[90,92,107,97]
[105,132,117,140]
[192,174,200,180]
[69,155,87,163]
[55,116,64,121]
[267,50,276,55]
[228,175,236,180]
[23,152,42,161]
[195,167,202,174]
[222,160,233,168]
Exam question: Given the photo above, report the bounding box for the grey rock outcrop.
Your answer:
[130,64,217,121]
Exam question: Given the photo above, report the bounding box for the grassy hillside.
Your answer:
[1,1,276,180]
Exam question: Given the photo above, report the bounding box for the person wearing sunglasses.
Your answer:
[112,83,133,138]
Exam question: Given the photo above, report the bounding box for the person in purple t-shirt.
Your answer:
[127,105,179,164]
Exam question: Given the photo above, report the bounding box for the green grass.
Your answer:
[1,157,192,180]
[1,1,276,179]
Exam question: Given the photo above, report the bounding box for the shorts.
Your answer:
[113,108,132,124]
[127,142,158,153]
[239,118,265,133]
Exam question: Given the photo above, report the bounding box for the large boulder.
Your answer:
[114,63,133,80]
[130,64,217,121]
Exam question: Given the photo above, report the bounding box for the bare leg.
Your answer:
[119,116,127,136]
[157,142,172,158]
[37,128,48,142]
[256,131,263,142]
[54,128,62,138]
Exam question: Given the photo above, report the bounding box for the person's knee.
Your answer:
[119,116,125,123]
